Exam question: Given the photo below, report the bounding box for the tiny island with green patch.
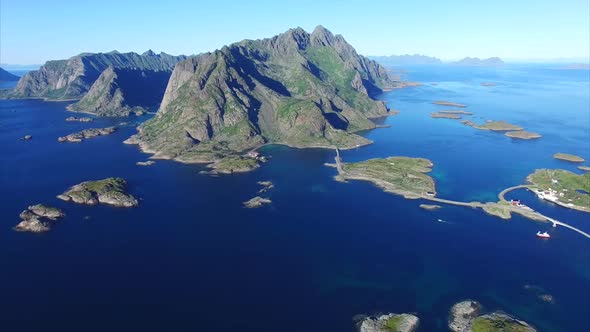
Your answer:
[57,177,138,207]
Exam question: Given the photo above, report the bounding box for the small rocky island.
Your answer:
[65,116,93,122]
[449,300,536,332]
[578,166,590,172]
[474,120,523,131]
[419,204,441,210]
[201,155,262,175]
[336,156,436,199]
[14,204,65,233]
[57,177,138,207]
[460,120,542,140]
[136,160,155,166]
[257,181,274,193]
[440,110,473,115]
[58,127,116,143]
[243,196,272,208]
[432,100,467,107]
[553,153,585,163]
[505,130,542,140]
[359,313,419,332]
[431,112,462,119]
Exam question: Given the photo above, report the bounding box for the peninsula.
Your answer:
[126,26,398,165]
[57,177,138,207]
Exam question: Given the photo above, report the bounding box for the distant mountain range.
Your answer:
[2,50,187,116]
[370,55,506,67]
[369,54,442,66]
[451,57,504,66]
[0,67,20,81]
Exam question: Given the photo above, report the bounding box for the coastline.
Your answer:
[331,150,590,239]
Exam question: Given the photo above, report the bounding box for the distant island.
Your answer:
[1,50,187,116]
[369,54,442,66]
[451,57,504,66]
[0,67,19,81]
[125,26,399,165]
[553,152,584,163]
[553,63,590,70]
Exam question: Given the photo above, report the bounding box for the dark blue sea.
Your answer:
[0,65,589,331]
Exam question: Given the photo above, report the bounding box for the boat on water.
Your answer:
[536,231,551,239]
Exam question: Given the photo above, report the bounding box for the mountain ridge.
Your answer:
[126,26,398,163]
[2,51,188,115]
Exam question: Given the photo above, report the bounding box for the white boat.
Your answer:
[536,231,551,239]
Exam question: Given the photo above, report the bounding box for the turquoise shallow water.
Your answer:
[0,65,588,331]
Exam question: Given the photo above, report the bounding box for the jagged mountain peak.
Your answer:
[131,26,398,163]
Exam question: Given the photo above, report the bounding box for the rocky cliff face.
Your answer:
[67,66,172,116]
[6,50,186,115]
[129,26,398,162]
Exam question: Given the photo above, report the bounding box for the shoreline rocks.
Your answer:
[57,177,138,207]
[243,196,271,208]
[58,126,116,143]
[14,204,65,233]
[359,313,419,332]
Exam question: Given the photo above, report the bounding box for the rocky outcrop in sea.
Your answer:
[359,313,419,332]
[14,204,65,233]
[57,177,138,207]
[58,127,116,143]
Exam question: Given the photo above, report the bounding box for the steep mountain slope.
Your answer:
[0,67,20,81]
[127,26,398,162]
[3,50,187,115]
[67,67,172,116]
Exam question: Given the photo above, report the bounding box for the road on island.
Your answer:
[333,149,590,239]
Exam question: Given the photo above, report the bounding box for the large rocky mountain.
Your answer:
[127,26,398,162]
[3,50,187,115]
[0,67,20,81]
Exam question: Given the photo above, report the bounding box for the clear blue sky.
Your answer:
[1,0,589,64]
